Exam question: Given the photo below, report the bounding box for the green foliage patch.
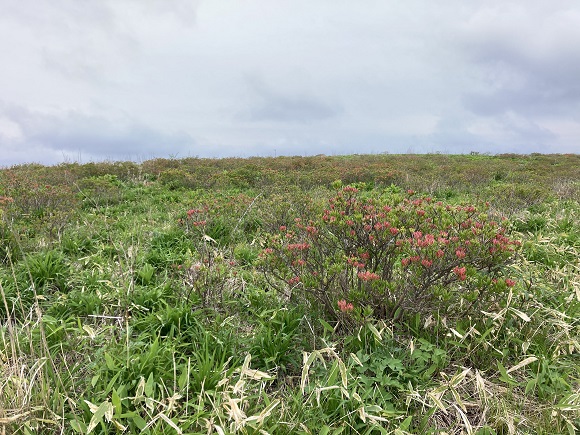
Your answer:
[0,154,578,434]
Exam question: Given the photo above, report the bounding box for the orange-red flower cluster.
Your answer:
[337,299,354,312]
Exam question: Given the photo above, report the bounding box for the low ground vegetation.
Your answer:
[0,154,579,434]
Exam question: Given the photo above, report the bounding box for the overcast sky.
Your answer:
[1,0,579,166]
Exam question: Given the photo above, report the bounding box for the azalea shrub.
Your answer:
[260,186,521,323]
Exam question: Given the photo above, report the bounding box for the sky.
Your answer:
[1,0,579,166]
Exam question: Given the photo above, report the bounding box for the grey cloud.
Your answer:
[0,101,196,162]
[462,46,580,118]
[463,84,580,118]
[494,112,558,150]
[429,118,490,152]
[459,4,580,118]
[241,76,341,123]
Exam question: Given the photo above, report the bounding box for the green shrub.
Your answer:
[249,307,304,373]
[158,168,194,190]
[78,174,124,208]
[234,244,260,267]
[24,250,70,292]
[135,262,156,286]
[60,228,95,256]
[513,214,548,233]
[131,283,171,312]
[47,289,104,318]
[145,229,193,268]
[486,182,553,214]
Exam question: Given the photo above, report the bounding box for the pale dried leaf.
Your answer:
[158,413,183,434]
[506,356,538,374]
[452,403,473,435]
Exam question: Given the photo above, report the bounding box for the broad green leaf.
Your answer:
[398,416,413,431]
[145,372,155,397]
[112,389,122,416]
[105,372,120,395]
[132,415,147,430]
[104,352,116,371]
[319,318,334,334]
[525,378,537,395]
[327,360,339,386]
[178,368,188,390]
[69,419,85,433]
[497,362,518,386]
[497,362,509,378]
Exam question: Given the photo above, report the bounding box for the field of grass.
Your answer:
[1,153,579,434]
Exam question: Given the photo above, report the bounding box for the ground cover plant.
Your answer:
[0,154,578,434]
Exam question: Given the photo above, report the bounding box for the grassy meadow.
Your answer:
[0,153,579,434]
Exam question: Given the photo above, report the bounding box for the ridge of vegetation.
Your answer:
[1,154,579,434]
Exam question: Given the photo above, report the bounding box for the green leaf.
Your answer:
[104,352,116,371]
[525,378,537,395]
[112,389,122,416]
[497,362,508,378]
[132,415,147,430]
[398,416,413,431]
[497,362,518,386]
[105,372,121,395]
[301,350,319,394]
[145,372,155,397]
[319,318,334,334]
[423,363,438,379]
[69,419,85,433]
[178,367,188,390]
[327,360,339,386]
[427,392,447,413]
